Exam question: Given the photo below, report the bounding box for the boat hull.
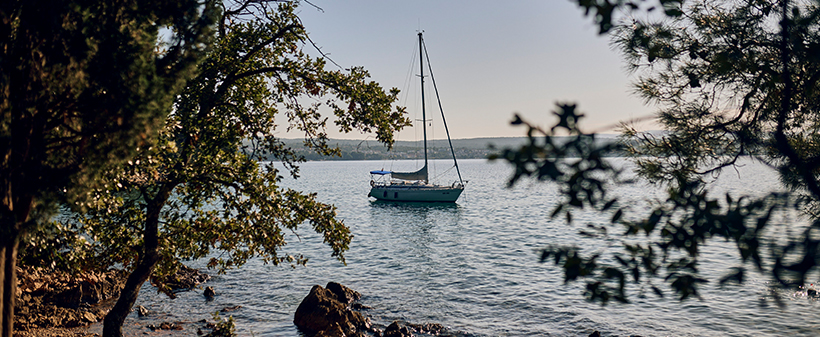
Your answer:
[369,185,463,203]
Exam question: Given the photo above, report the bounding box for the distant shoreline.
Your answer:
[266,136,624,161]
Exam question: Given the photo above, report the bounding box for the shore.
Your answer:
[14,266,607,337]
[12,266,224,337]
[13,266,124,336]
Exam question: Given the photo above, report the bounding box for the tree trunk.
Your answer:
[102,247,159,337]
[1,192,27,337]
[102,186,171,337]
[0,233,19,337]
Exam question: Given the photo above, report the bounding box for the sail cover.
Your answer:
[390,165,428,181]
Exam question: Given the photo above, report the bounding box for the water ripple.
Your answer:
[117,158,820,336]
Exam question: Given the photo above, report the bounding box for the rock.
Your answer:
[407,322,446,335]
[148,322,184,331]
[220,305,242,312]
[204,286,216,299]
[315,322,346,337]
[589,331,601,337]
[82,311,97,323]
[294,284,368,336]
[383,321,413,337]
[50,286,82,309]
[326,281,361,304]
[80,280,103,304]
[136,305,149,317]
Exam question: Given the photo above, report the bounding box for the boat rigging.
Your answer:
[367,32,465,203]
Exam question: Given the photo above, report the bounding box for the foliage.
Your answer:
[17,219,95,273]
[69,1,408,335]
[80,0,408,280]
[1,0,216,334]
[498,0,820,305]
[571,0,684,34]
[1,0,216,221]
[206,312,237,337]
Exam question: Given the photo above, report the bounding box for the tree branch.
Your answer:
[774,0,820,199]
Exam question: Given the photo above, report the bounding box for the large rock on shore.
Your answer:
[293,282,370,336]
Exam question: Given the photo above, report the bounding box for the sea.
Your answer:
[92,157,820,336]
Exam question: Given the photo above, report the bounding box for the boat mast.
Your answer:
[418,32,428,184]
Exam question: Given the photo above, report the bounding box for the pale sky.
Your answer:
[293,1,655,141]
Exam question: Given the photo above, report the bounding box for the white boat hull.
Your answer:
[369,185,463,203]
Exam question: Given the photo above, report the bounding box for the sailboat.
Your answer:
[368,32,465,203]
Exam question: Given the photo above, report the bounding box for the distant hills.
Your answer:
[270,136,623,161]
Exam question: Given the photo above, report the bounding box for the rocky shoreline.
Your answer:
[13,266,125,336]
[292,282,606,337]
[293,282,460,337]
[12,265,220,337]
[13,267,607,337]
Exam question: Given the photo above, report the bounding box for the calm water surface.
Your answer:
[113,158,820,336]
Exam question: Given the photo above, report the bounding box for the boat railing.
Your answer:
[370,178,438,188]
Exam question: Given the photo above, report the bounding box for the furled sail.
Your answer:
[390,165,428,181]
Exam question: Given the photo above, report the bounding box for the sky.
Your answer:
[292,1,655,141]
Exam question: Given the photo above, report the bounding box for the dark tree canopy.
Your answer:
[497,0,820,305]
[0,0,216,334]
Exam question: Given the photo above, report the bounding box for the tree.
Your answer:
[497,0,820,305]
[67,2,409,336]
[570,0,685,34]
[0,0,216,334]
